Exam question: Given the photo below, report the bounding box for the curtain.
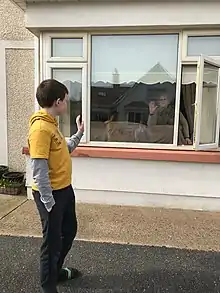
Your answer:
[181,83,196,138]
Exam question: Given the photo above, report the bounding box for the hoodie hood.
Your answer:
[29,109,58,127]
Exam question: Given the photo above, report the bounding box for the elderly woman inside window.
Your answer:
[147,95,192,145]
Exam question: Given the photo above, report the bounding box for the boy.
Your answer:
[28,79,84,293]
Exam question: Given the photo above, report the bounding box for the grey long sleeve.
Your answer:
[31,158,55,212]
[66,130,84,153]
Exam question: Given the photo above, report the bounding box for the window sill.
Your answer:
[22,146,220,164]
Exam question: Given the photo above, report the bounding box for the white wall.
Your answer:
[25,2,220,30]
[25,155,220,211]
[72,157,220,198]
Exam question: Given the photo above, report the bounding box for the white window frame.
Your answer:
[41,30,220,151]
[193,55,220,150]
[43,32,88,63]
[45,62,88,144]
[182,30,220,62]
[87,31,183,150]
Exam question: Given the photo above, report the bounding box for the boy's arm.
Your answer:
[66,130,84,153]
[31,159,55,212]
[29,129,54,212]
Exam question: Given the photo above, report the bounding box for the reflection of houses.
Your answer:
[62,80,82,135]
[91,63,176,123]
[63,63,177,126]
[91,84,132,121]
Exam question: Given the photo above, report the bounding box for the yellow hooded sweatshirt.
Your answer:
[28,109,72,191]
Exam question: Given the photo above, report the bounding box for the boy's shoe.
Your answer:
[58,267,81,283]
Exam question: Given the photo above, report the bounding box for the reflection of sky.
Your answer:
[52,38,83,57]
[52,69,82,83]
[52,69,82,101]
[92,35,179,83]
[188,36,220,56]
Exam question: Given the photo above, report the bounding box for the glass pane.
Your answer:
[52,69,82,137]
[52,38,83,57]
[178,65,196,145]
[90,35,179,144]
[187,36,220,56]
[199,63,219,144]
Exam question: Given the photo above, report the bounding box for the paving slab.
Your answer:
[0,200,220,251]
[0,236,220,293]
[0,194,26,219]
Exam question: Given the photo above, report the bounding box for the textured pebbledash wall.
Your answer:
[0,0,33,40]
[0,0,34,171]
[6,49,35,171]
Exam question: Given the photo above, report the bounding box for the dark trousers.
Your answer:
[33,185,77,293]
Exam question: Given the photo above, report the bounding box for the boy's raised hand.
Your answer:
[76,115,84,133]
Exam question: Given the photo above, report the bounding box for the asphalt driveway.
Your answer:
[0,236,220,293]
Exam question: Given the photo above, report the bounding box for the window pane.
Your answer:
[52,69,82,137]
[52,38,83,57]
[199,64,219,144]
[90,35,178,143]
[178,65,196,145]
[187,36,220,56]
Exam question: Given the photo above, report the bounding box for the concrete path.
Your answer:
[0,196,220,251]
[0,235,220,293]
[0,194,26,219]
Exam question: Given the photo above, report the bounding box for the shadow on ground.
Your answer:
[0,236,220,293]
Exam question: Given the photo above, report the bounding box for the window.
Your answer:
[194,56,220,150]
[179,60,220,149]
[128,112,141,123]
[43,33,87,141]
[43,33,88,62]
[183,33,220,149]
[52,38,83,57]
[90,35,179,144]
[179,65,196,145]
[42,31,220,150]
[187,36,220,57]
[52,68,82,137]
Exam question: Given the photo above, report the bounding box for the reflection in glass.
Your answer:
[200,64,219,144]
[90,34,179,144]
[52,38,83,57]
[187,36,220,57]
[52,69,82,136]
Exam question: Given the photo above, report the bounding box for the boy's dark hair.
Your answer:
[36,79,69,108]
